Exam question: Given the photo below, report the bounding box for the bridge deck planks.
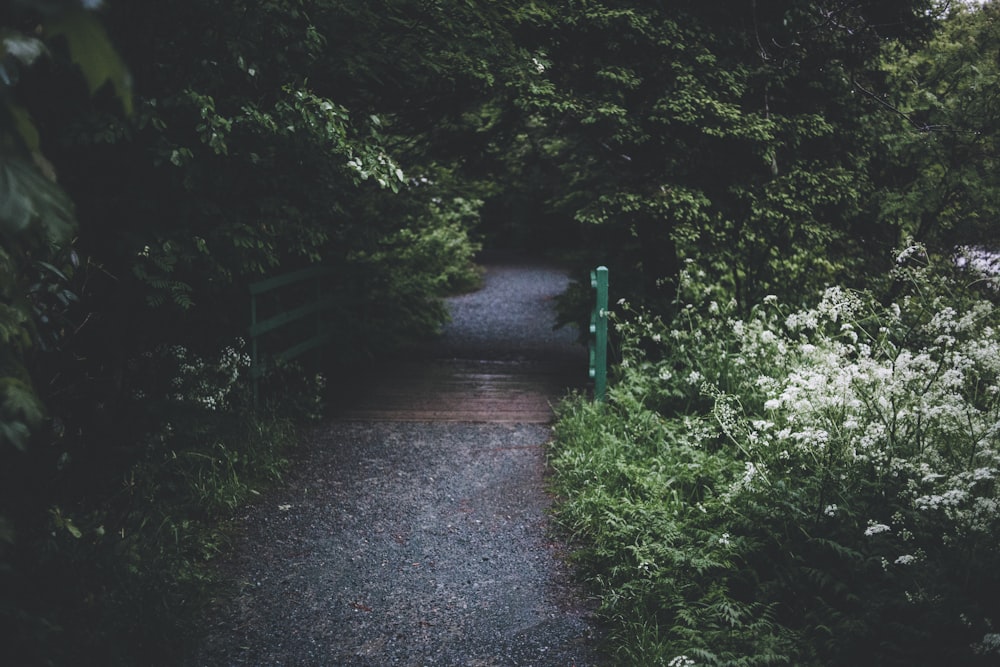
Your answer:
[332,358,584,423]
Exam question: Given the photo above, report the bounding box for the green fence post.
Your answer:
[589,266,609,402]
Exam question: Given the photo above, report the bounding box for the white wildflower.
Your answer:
[972,467,995,482]
[896,244,924,264]
[864,521,891,536]
[915,489,968,511]
[972,632,1000,656]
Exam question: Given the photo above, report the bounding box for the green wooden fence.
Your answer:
[248,265,339,408]
[249,263,610,407]
[589,266,609,402]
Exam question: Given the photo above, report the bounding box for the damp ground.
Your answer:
[186,260,604,666]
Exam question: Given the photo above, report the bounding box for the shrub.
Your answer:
[1,337,308,665]
[549,245,1000,666]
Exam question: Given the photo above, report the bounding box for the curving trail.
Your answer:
[188,261,602,666]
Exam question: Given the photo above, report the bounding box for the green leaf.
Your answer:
[0,366,42,452]
[35,260,69,281]
[64,520,82,539]
[0,419,30,452]
[46,10,133,114]
[0,377,45,427]
[49,507,83,539]
[0,155,75,243]
[4,101,41,152]
[0,303,31,347]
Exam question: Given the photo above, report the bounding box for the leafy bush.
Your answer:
[2,3,489,663]
[1,337,309,665]
[549,246,1000,666]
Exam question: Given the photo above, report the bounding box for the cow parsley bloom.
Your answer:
[865,521,891,536]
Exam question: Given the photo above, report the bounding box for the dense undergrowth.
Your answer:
[1,341,327,666]
[1,3,486,664]
[549,246,1000,666]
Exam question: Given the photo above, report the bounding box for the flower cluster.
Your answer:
[589,245,1000,662]
[154,339,251,411]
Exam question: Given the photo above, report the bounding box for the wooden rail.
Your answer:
[249,265,338,408]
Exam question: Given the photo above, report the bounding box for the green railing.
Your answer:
[589,265,609,402]
[249,265,338,408]
[250,263,609,406]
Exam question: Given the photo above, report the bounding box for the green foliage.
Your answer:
[550,250,1000,666]
[864,1,1000,253]
[0,1,497,664]
[45,8,133,113]
[9,1,999,665]
[0,1,130,455]
[0,0,502,664]
[513,0,943,321]
[1,336,305,665]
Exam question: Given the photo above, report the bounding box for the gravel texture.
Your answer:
[427,259,583,364]
[186,260,603,666]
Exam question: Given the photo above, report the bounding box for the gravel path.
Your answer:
[187,261,603,666]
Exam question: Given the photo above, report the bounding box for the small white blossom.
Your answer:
[915,489,968,511]
[865,521,891,536]
[896,244,924,264]
[973,633,1000,656]
[972,467,995,482]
